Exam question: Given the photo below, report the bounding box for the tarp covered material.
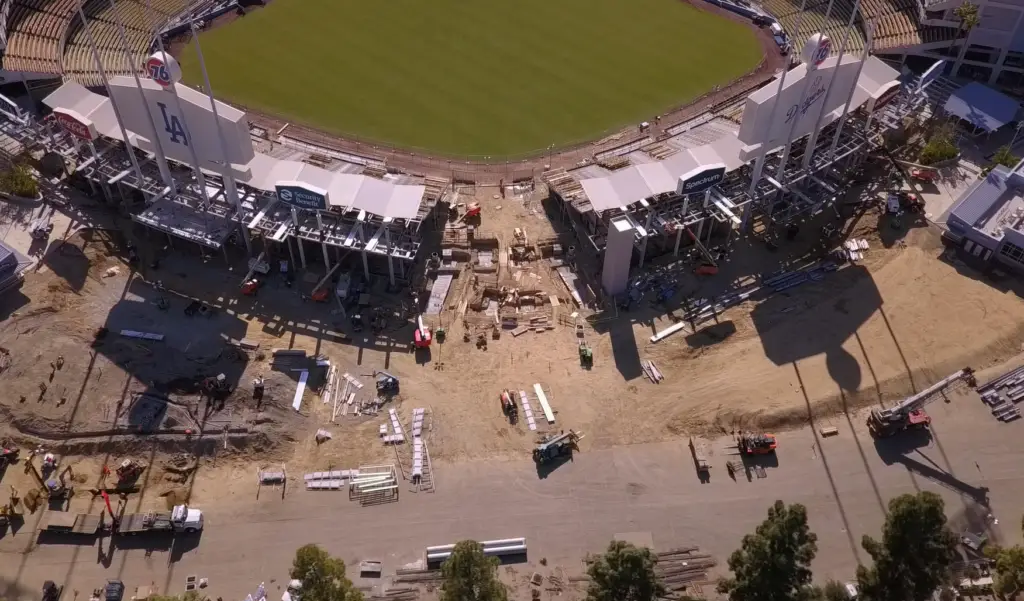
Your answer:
[43,83,427,220]
[0,238,32,291]
[944,82,1020,133]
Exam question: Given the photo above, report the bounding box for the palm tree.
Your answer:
[951,1,981,76]
[983,144,1019,174]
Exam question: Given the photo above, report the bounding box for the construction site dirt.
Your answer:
[1,186,1024,482]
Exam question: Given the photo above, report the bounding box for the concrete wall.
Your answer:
[601,216,635,297]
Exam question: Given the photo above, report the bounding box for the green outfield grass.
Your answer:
[178,0,762,157]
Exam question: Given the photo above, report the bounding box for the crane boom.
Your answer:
[868,367,976,437]
[889,367,975,416]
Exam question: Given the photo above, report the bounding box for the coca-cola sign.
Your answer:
[53,108,97,141]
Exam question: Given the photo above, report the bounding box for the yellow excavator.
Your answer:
[26,454,73,502]
[0,487,21,527]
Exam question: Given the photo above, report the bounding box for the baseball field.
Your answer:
[178,0,763,158]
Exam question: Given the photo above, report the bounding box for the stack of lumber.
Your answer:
[368,589,418,601]
[655,547,716,592]
[598,155,631,171]
[394,569,443,584]
[641,360,664,383]
[529,316,554,333]
[272,348,308,371]
[643,142,679,160]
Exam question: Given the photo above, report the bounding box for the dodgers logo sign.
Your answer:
[276,183,328,211]
[680,166,726,195]
[146,56,173,87]
[157,102,189,146]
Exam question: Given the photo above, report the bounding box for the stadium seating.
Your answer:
[2,0,78,74]
[762,0,866,55]
[864,0,954,51]
[761,0,953,55]
[0,0,197,83]
[61,0,195,86]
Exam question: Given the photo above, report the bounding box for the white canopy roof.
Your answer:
[579,55,900,212]
[43,82,427,220]
[580,134,746,212]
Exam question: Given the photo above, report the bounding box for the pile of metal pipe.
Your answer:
[762,261,837,294]
[426,538,526,563]
[978,365,1024,393]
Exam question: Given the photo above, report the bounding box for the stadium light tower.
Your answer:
[106,0,178,195]
[73,0,146,195]
[185,16,252,253]
[802,0,862,171]
[746,0,809,204]
[828,19,874,159]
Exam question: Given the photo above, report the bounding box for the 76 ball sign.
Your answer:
[146,56,173,86]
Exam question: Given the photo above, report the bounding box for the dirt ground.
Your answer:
[1,183,1024,510]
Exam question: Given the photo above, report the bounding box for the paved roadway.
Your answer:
[1,391,1021,601]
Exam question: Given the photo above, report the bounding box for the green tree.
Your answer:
[717,500,819,601]
[951,2,980,64]
[290,544,363,601]
[987,544,1024,597]
[920,123,959,165]
[440,540,507,601]
[148,594,205,601]
[984,145,1020,175]
[821,580,851,601]
[586,540,665,601]
[0,163,38,198]
[985,516,1024,598]
[856,492,958,601]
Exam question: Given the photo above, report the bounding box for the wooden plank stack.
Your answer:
[655,547,716,592]
[641,360,664,383]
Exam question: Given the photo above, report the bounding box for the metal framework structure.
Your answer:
[545,69,941,271]
[1,107,450,284]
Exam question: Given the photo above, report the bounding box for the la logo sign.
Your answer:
[157,102,189,147]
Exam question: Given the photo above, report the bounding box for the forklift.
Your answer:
[532,430,583,465]
[578,342,593,367]
[737,432,777,455]
[42,581,63,601]
[375,371,400,394]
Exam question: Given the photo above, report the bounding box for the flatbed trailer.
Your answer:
[43,512,103,535]
[117,512,176,535]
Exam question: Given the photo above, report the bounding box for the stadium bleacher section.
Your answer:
[761,0,866,54]
[0,0,208,85]
[862,0,954,52]
[2,0,76,74]
[760,0,957,54]
[62,0,194,86]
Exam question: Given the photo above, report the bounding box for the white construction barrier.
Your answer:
[425,538,527,562]
[533,384,555,424]
[348,464,399,505]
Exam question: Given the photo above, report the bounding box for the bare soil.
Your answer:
[2,185,1024,508]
